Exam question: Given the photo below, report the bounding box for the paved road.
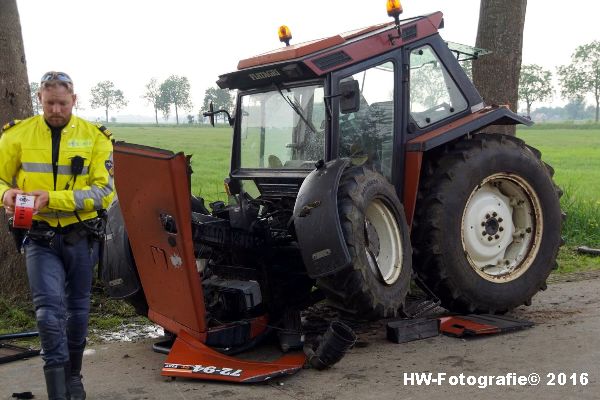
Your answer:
[2,275,599,400]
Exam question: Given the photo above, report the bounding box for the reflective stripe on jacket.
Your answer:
[0,114,115,227]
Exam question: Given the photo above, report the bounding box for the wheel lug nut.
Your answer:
[520,233,525,238]
[486,214,491,219]
[488,236,493,241]
[482,231,487,236]
[481,222,486,227]
[492,212,497,217]
[498,218,503,223]
[526,227,532,233]
[499,227,504,232]
[494,234,500,239]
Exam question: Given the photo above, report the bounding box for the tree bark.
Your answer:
[473,0,527,135]
[0,0,32,302]
[0,0,32,121]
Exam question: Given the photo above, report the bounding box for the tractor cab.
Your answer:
[211,9,485,200]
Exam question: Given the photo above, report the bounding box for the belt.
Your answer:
[31,220,94,234]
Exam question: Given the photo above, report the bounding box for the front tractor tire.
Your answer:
[317,166,412,320]
[413,133,562,313]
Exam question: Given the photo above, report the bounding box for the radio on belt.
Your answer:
[13,194,36,229]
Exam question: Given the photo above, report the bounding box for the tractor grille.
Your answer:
[256,182,302,198]
[402,24,418,40]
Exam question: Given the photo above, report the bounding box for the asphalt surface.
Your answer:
[1,273,599,400]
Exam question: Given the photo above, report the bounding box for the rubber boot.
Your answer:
[43,364,68,400]
[64,361,71,400]
[69,351,86,400]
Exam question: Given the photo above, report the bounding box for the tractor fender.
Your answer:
[406,106,533,152]
[402,106,533,228]
[293,158,351,279]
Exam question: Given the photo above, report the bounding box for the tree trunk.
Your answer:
[596,91,600,123]
[154,106,158,125]
[0,0,32,120]
[105,108,109,123]
[175,104,179,124]
[0,0,32,303]
[473,0,527,135]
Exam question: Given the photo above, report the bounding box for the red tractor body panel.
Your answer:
[114,145,208,341]
[114,143,306,382]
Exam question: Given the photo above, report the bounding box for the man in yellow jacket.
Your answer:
[0,71,114,400]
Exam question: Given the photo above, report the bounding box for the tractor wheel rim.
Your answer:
[364,199,403,285]
[461,173,543,283]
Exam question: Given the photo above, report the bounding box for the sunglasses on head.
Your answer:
[40,71,73,84]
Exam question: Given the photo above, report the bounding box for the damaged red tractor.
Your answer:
[102,4,563,382]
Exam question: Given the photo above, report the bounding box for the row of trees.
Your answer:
[29,75,234,125]
[519,40,600,121]
[28,41,599,125]
[140,79,235,125]
[142,76,191,124]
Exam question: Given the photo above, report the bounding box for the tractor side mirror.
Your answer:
[339,79,360,114]
[203,101,235,127]
[208,102,215,127]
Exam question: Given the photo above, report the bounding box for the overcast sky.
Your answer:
[16,0,599,120]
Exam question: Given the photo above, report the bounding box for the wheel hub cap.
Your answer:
[484,217,499,236]
[461,174,542,282]
[364,199,403,285]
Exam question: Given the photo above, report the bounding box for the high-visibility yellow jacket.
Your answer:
[0,114,115,227]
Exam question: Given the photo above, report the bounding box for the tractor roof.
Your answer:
[217,12,444,90]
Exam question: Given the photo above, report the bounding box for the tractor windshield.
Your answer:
[239,84,326,169]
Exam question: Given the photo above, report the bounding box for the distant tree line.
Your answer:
[518,40,600,122]
[27,37,598,125]
[29,74,234,125]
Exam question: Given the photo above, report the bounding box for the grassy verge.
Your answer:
[518,127,600,274]
[0,298,36,335]
[0,282,149,347]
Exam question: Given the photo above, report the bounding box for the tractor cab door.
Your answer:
[330,51,403,188]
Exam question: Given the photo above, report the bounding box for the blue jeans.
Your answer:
[25,234,98,367]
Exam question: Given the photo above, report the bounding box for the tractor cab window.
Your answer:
[338,61,395,181]
[239,84,325,169]
[409,45,467,128]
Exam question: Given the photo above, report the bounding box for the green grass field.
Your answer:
[114,125,233,201]
[111,123,600,273]
[518,126,600,273]
[518,127,600,201]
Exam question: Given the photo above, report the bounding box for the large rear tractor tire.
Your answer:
[412,134,563,313]
[317,166,412,320]
[102,199,149,316]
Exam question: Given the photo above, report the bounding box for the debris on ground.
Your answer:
[577,246,600,256]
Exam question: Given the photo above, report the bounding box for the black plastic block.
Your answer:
[386,318,440,343]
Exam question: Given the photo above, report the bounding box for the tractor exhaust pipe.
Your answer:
[306,321,357,370]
